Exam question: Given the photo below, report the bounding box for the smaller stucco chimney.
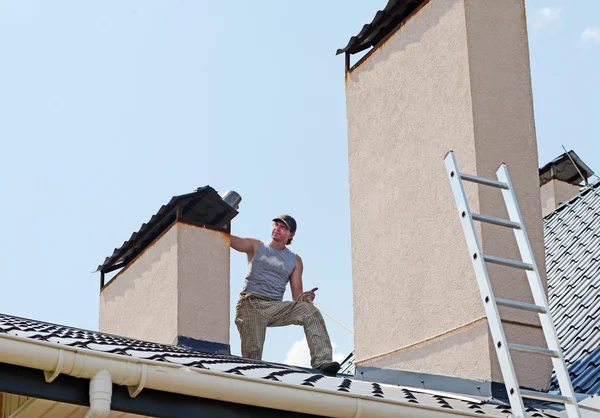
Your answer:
[97,186,238,354]
[540,151,594,217]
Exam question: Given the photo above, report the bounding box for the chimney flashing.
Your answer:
[357,365,509,400]
[173,335,231,356]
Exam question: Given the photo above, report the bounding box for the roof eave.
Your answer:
[0,332,487,418]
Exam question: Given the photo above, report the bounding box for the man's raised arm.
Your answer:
[230,235,260,260]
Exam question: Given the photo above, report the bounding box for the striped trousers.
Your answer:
[235,294,333,368]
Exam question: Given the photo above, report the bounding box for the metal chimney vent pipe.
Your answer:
[220,190,242,210]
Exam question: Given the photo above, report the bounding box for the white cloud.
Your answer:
[534,7,563,30]
[581,27,600,44]
[284,338,311,367]
[539,7,562,25]
[284,338,347,367]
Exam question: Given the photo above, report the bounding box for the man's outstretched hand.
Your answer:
[297,287,318,303]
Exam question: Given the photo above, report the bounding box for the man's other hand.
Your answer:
[298,287,318,303]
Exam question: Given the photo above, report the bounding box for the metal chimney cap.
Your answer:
[220,190,242,210]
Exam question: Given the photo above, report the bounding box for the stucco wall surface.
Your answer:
[99,222,231,347]
[177,223,230,345]
[492,322,551,390]
[346,0,549,388]
[540,180,581,217]
[463,0,550,388]
[346,0,487,381]
[364,320,490,380]
[99,225,179,345]
[553,180,581,207]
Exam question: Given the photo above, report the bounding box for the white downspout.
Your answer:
[85,370,112,418]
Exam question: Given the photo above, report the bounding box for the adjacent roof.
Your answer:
[539,151,595,186]
[0,313,562,417]
[546,180,600,394]
[336,0,427,56]
[96,186,237,274]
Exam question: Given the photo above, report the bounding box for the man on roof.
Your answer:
[230,214,340,375]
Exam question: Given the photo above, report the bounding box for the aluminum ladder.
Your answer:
[444,151,581,418]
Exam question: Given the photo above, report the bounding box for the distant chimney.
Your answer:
[343,0,550,394]
[539,151,593,216]
[97,186,238,354]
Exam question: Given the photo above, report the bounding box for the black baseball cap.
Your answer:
[273,214,297,233]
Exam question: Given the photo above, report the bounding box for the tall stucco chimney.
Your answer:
[343,0,550,394]
[97,186,238,353]
[539,151,593,217]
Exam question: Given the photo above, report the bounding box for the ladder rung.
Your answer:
[507,343,558,357]
[459,173,509,189]
[520,389,574,404]
[471,213,521,229]
[495,298,546,313]
[482,255,533,270]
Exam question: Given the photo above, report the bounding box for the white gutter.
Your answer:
[0,333,484,418]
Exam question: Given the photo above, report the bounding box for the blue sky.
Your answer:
[0,1,598,368]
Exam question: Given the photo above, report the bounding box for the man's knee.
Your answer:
[297,301,321,321]
[303,301,319,313]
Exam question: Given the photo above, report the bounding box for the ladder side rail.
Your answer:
[445,152,527,418]
[496,164,581,418]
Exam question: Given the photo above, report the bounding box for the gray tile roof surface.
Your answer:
[0,313,562,418]
[546,181,600,394]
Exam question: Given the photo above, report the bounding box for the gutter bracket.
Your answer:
[44,349,65,383]
[127,364,147,398]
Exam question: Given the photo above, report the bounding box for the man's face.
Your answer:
[271,220,294,244]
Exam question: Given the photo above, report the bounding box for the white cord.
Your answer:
[295,290,355,334]
[312,303,354,335]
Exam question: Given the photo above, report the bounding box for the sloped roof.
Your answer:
[546,181,600,393]
[0,313,561,418]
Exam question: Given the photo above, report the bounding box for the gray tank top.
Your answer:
[241,242,297,301]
